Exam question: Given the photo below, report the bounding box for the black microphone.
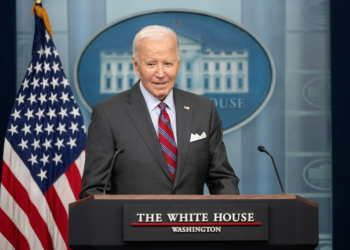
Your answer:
[103,148,124,195]
[257,145,286,195]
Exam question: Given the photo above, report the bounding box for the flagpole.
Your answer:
[35,0,42,7]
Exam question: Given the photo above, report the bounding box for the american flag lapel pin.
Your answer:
[184,106,190,110]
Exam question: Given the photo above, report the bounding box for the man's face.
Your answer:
[132,36,180,101]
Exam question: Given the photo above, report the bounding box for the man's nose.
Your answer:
[155,65,165,77]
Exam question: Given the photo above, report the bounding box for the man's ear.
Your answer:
[176,60,181,74]
[132,56,140,76]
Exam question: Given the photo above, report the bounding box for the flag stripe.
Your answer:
[0,207,29,250]
[1,162,54,250]
[45,187,70,250]
[0,187,42,250]
[3,138,67,250]
[65,162,82,200]
[74,150,85,177]
[0,231,16,250]
[54,172,76,215]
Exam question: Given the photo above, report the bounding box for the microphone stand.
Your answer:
[258,146,286,195]
[103,148,124,195]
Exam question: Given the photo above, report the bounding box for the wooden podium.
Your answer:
[68,195,318,249]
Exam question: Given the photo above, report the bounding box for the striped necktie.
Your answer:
[158,102,177,181]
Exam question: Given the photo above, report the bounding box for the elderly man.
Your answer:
[79,25,239,198]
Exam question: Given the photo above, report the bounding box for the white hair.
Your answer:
[132,25,181,60]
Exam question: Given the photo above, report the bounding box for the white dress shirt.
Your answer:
[139,82,177,144]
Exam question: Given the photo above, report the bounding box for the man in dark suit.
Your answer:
[79,25,239,198]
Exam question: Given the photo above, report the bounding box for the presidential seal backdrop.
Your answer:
[74,10,275,133]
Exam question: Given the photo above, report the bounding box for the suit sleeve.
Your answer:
[79,104,116,199]
[206,101,240,194]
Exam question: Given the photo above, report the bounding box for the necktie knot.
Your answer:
[158,102,167,111]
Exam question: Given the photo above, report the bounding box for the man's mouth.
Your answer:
[153,81,168,85]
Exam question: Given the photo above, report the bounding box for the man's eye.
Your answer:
[148,63,155,66]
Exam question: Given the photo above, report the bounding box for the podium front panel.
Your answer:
[68,195,318,249]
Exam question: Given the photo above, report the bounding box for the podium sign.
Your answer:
[69,195,318,249]
[123,204,268,241]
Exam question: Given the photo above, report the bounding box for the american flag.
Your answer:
[0,6,86,250]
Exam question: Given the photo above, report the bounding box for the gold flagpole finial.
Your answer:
[32,1,53,38]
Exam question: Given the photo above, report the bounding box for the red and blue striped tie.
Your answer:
[158,102,177,181]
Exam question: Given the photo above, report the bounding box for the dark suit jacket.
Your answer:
[79,82,239,198]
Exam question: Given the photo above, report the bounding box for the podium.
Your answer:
[68,195,318,249]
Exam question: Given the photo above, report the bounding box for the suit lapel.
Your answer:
[125,82,173,182]
[173,89,193,190]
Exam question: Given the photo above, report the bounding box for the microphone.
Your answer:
[103,148,124,195]
[257,145,286,195]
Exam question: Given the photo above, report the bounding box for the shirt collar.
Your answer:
[139,81,175,112]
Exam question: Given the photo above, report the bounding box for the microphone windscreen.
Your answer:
[257,145,265,152]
